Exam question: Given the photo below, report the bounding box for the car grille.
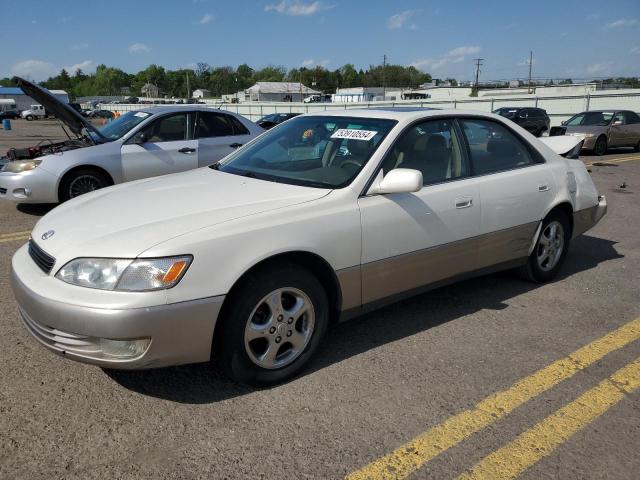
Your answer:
[0,187,6,195]
[28,239,56,274]
[19,308,102,356]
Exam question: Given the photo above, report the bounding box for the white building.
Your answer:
[192,89,211,99]
[332,87,386,102]
[234,82,321,102]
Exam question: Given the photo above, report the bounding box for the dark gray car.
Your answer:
[559,110,640,155]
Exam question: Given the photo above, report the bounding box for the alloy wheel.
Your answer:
[244,287,315,370]
[536,221,564,272]
[69,175,101,198]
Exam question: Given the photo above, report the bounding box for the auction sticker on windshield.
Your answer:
[134,112,150,118]
[331,129,377,141]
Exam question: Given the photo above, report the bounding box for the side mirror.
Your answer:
[561,120,567,126]
[612,120,623,126]
[367,169,423,195]
[133,132,147,144]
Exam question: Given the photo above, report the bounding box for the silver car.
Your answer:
[0,77,263,203]
[560,110,640,156]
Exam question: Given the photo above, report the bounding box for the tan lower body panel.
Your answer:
[346,222,538,306]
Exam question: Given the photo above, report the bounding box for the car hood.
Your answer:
[31,168,330,263]
[12,77,105,141]
[563,125,607,135]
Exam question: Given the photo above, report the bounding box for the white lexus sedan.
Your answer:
[0,77,262,203]
[11,108,606,386]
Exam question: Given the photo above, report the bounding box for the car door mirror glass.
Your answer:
[132,132,147,144]
[612,120,623,126]
[368,168,423,195]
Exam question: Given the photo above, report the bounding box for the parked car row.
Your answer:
[495,106,640,155]
[4,78,607,386]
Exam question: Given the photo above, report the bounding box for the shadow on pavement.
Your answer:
[16,203,56,216]
[106,234,622,404]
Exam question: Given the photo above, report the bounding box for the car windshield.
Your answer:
[214,116,397,188]
[98,111,152,140]
[566,112,614,127]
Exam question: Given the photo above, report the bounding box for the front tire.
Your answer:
[59,169,110,202]
[215,263,329,386]
[594,135,607,156]
[25,115,33,121]
[519,210,571,283]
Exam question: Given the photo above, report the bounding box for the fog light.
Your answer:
[98,337,150,359]
[12,188,31,198]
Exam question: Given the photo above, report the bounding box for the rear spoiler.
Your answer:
[538,135,584,159]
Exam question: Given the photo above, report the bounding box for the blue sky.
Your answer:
[1,0,639,82]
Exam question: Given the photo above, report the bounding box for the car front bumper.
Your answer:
[0,167,59,203]
[10,244,224,369]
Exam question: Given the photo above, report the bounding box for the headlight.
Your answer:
[56,255,192,291]
[2,159,42,173]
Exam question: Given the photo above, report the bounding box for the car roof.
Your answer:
[299,108,500,121]
[134,105,237,115]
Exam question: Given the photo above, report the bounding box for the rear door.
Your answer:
[195,111,254,166]
[623,111,640,146]
[459,117,554,269]
[120,111,198,181]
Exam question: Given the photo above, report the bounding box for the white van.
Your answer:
[0,99,17,113]
[21,104,47,121]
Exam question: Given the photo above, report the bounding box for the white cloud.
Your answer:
[632,46,640,54]
[388,10,419,29]
[586,62,612,74]
[58,16,72,23]
[605,18,638,28]
[128,43,150,54]
[264,1,330,16]
[64,60,94,73]
[410,45,481,71]
[71,42,89,50]
[10,59,55,80]
[199,13,214,24]
[301,59,330,68]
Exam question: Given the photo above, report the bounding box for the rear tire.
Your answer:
[594,135,607,156]
[59,169,110,202]
[519,210,571,283]
[214,262,329,386]
[634,140,640,153]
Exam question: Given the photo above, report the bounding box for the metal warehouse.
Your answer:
[0,87,69,111]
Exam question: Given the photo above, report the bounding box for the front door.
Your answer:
[358,118,481,304]
[121,112,198,181]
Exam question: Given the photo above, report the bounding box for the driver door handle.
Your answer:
[229,142,243,148]
[178,147,196,154]
[455,197,473,209]
[538,184,550,192]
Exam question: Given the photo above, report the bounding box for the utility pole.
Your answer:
[527,50,533,94]
[473,58,484,91]
[185,71,190,99]
[382,54,387,101]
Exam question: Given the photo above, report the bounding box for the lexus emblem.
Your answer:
[41,230,55,241]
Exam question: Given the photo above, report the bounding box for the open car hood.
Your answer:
[12,77,106,142]
[538,135,584,159]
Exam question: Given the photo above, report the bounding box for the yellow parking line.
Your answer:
[345,316,640,480]
[0,234,30,243]
[0,230,31,239]
[457,356,640,480]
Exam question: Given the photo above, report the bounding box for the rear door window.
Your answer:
[460,119,537,175]
[195,111,235,138]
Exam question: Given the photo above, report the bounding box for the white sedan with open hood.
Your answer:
[11,108,606,385]
[0,77,262,203]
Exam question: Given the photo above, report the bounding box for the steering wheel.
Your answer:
[340,159,362,170]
